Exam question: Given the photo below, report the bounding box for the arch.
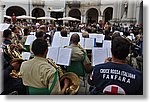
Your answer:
[103,7,113,23]
[6,6,26,16]
[69,9,81,20]
[86,8,98,24]
[32,8,45,18]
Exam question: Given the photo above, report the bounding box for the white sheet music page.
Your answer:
[0,24,10,31]
[60,37,70,47]
[102,40,111,48]
[46,47,59,63]
[24,35,36,45]
[107,48,112,57]
[92,48,108,66]
[79,38,85,48]
[89,33,105,43]
[57,48,72,66]
[51,36,61,47]
[21,52,31,60]
[84,38,94,49]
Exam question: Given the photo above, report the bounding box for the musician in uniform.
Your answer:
[20,39,69,94]
[67,34,92,73]
[88,37,143,95]
[2,29,27,95]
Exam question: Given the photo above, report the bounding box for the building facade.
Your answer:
[0,0,143,25]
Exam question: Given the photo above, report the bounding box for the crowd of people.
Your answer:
[1,19,143,95]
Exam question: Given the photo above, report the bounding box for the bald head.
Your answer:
[70,34,80,44]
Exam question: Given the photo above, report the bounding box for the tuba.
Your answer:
[47,58,80,95]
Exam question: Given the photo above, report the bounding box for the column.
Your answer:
[81,9,86,23]
[136,1,143,25]
[81,15,84,23]
[83,15,87,23]
[127,0,136,20]
[98,15,102,22]
[0,3,4,23]
[112,0,118,20]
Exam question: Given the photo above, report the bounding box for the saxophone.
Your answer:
[46,58,80,95]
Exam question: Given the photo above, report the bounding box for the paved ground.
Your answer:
[77,76,91,95]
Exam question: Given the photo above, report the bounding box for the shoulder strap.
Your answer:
[82,51,86,62]
[49,69,58,94]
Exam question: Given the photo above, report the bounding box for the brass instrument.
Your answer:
[47,58,80,95]
[3,44,23,78]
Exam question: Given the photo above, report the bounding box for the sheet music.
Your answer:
[107,48,112,57]
[51,36,70,47]
[30,32,36,35]
[0,24,10,31]
[21,52,31,60]
[89,34,105,43]
[79,37,85,48]
[51,36,61,47]
[47,47,59,63]
[60,37,70,47]
[54,31,61,37]
[24,35,36,45]
[57,48,72,66]
[103,40,111,48]
[92,48,108,66]
[84,38,94,49]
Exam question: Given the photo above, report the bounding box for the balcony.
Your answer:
[32,0,45,7]
[66,1,80,8]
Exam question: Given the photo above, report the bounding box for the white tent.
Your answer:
[4,15,11,19]
[37,17,56,20]
[58,17,80,21]
[16,15,36,19]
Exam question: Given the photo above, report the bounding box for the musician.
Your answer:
[60,29,68,37]
[88,37,143,95]
[2,29,27,95]
[20,39,69,94]
[1,58,27,95]
[20,27,30,46]
[39,25,52,45]
[3,29,12,45]
[35,30,45,39]
[11,26,21,43]
[67,34,92,73]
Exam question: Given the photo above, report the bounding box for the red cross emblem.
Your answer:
[103,85,125,95]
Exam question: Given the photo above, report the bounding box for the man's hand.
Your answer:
[61,78,70,94]
[11,61,20,71]
[105,57,112,63]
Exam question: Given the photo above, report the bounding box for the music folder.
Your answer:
[92,48,112,66]
[47,47,72,66]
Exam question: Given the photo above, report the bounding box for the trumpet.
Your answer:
[46,58,80,95]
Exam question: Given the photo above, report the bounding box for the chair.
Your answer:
[27,87,50,95]
[67,51,87,77]
[67,61,85,77]
[66,61,88,94]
